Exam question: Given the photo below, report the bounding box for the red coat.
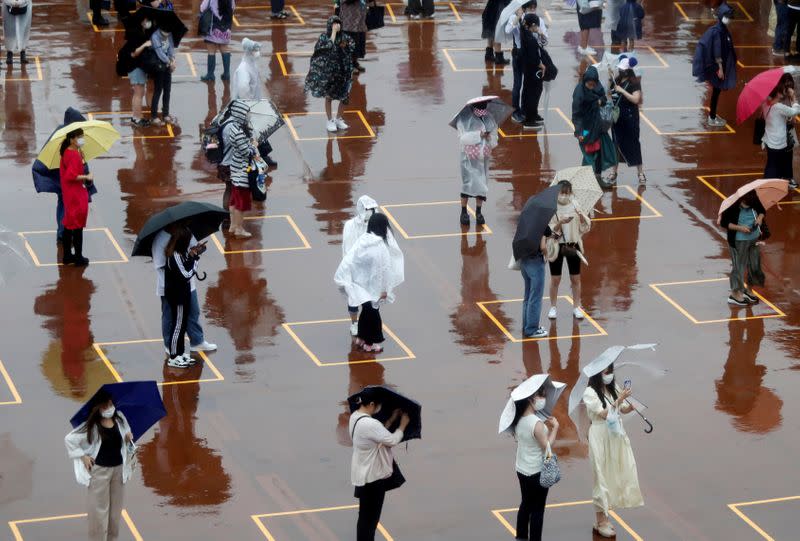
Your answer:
[59,148,89,229]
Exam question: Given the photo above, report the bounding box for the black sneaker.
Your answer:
[460,211,470,225]
[93,16,110,26]
[743,292,760,304]
[789,179,798,190]
[73,256,90,267]
[727,296,748,306]
[484,47,494,62]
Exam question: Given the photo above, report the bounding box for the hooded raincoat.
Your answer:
[693,2,737,90]
[572,66,617,173]
[233,38,263,100]
[456,110,499,200]
[334,232,404,309]
[342,195,379,256]
[3,0,32,52]
[33,108,95,197]
[221,100,254,189]
[304,16,355,102]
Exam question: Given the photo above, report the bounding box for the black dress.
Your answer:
[482,0,510,40]
[611,79,642,167]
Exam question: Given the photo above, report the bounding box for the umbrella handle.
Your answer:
[624,399,653,434]
[194,271,207,282]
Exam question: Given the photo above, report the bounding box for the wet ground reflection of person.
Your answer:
[546,334,587,460]
[716,318,783,434]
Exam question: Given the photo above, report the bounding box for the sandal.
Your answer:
[605,171,618,184]
[638,172,647,184]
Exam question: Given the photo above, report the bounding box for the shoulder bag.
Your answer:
[539,442,561,488]
[198,9,213,36]
[366,0,385,31]
[139,47,168,75]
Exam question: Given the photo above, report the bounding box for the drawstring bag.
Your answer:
[539,442,561,488]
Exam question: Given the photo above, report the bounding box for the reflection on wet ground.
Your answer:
[1,0,799,539]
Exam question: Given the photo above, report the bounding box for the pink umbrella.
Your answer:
[717,179,789,220]
[736,66,798,125]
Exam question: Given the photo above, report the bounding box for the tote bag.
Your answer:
[366,1,385,30]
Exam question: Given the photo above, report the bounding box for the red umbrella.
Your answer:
[736,66,798,125]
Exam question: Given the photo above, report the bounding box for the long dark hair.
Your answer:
[59,129,83,156]
[367,212,391,241]
[165,226,192,258]
[508,389,546,436]
[588,364,618,408]
[82,390,120,444]
[354,387,382,409]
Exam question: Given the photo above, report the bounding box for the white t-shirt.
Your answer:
[762,102,800,150]
[515,414,547,476]
[349,412,404,486]
[152,230,197,297]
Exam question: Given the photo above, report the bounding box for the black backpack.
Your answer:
[202,116,233,164]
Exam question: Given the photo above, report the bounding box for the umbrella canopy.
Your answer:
[736,66,797,125]
[238,99,285,140]
[449,96,514,129]
[70,381,166,442]
[512,185,560,261]
[717,179,789,218]
[132,201,229,257]
[348,385,422,442]
[498,374,566,434]
[36,120,120,170]
[129,6,188,46]
[551,166,603,215]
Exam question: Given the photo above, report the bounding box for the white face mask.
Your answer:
[532,397,547,411]
[101,406,115,419]
[721,16,730,25]
[557,194,570,205]
[143,21,153,29]
[602,373,614,385]
[76,137,86,147]
[253,50,261,58]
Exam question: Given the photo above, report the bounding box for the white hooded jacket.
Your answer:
[64,411,135,487]
[334,232,404,308]
[342,195,379,256]
[233,38,263,100]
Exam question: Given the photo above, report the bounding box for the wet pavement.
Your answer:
[1,0,800,539]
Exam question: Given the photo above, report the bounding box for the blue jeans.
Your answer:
[775,1,790,51]
[520,254,545,337]
[56,193,65,239]
[161,290,203,348]
[511,47,523,113]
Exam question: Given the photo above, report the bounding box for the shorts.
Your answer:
[461,193,487,202]
[230,185,252,211]
[128,68,147,86]
[577,7,602,30]
[548,244,582,276]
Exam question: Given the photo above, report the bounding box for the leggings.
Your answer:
[167,301,189,357]
[516,472,549,541]
[151,70,173,117]
[710,87,722,119]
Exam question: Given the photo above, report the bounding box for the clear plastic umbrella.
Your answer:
[0,227,31,287]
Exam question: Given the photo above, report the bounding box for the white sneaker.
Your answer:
[547,306,558,320]
[573,307,585,320]
[530,327,548,338]
[707,115,727,127]
[181,352,197,364]
[335,117,349,130]
[576,46,587,55]
[326,119,338,132]
[350,322,359,336]
[585,46,598,55]
[190,340,217,352]
[167,355,192,368]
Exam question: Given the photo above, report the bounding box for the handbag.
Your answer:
[366,1,385,31]
[198,9,213,36]
[606,405,625,437]
[560,243,579,259]
[539,443,561,488]
[753,209,770,241]
[382,460,406,492]
[508,254,521,270]
[7,3,28,15]
[139,48,168,75]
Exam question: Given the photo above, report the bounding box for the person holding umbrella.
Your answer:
[692,2,737,127]
[608,57,646,184]
[59,129,94,266]
[761,78,800,189]
[499,374,564,541]
[349,386,412,541]
[719,190,767,306]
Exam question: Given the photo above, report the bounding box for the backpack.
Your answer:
[202,116,233,164]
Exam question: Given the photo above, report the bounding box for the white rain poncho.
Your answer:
[342,195,379,256]
[456,113,498,199]
[3,0,32,52]
[334,232,404,308]
[233,38,263,100]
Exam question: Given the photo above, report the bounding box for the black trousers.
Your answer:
[357,482,386,541]
[151,70,173,117]
[787,6,800,54]
[358,302,385,345]
[521,73,543,122]
[89,0,104,19]
[167,301,189,357]
[709,87,722,119]
[407,0,434,16]
[515,472,549,541]
[764,145,794,180]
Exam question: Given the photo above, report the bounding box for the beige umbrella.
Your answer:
[551,166,603,216]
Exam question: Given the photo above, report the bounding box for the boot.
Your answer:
[221,52,232,81]
[484,47,494,62]
[494,51,510,65]
[20,50,28,65]
[72,228,90,266]
[460,207,470,225]
[476,209,486,226]
[61,229,74,265]
[200,54,216,81]
[6,51,12,66]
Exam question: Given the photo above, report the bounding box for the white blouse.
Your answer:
[64,412,134,487]
[349,412,404,486]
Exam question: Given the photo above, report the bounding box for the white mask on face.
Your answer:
[76,137,86,147]
[721,16,730,25]
[557,194,570,205]
[253,50,261,58]
[533,397,547,411]
[101,406,116,419]
[602,373,614,385]
[143,21,153,29]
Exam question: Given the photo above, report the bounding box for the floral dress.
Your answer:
[304,17,355,102]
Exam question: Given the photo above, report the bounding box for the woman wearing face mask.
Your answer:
[117,15,155,128]
[59,129,93,266]
[761,80,800,189]
[547,180,590,320]
[692,2,737,127]
[719,191,766,307]
[65,390,134,541]
[608,58,646,184]
[455,98,499,226]
[582,363,641,538]
[349,387,410,541]
[149,26,177,126]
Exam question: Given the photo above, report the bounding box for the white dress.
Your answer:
[583,387,643,515]
[456,113,498,199]
[3,0,32,52]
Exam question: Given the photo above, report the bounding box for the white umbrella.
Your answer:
[499,374,566,434]
[449,96,514,130]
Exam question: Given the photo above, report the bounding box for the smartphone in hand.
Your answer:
[623,379,631,390]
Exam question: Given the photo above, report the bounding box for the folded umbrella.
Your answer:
[36,120,121,170]
[348,385,422,442]
[70,381,166,442]
[717,178,789,219]
[498,374,566,434]
[512,185,561,261]
[551,165,603,215]
[736,66,797,125]
[449,96,514,129]
[132,201,229,257]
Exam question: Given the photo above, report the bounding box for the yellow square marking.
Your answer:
[274,50,312,77]
[86,11,126,32]
[698,172,800,207]
[477,296,608,342]
[639,106,735,136]
[87,111,176,140]
[252,504,394,541]
[588,45,669,68]
[735,45,780,69]
[210,214,311,255]
[283,110,376,141]
[385,2,460,23]
[0,359,22,405]
[233,5,305,27]
[649,278,785,324]
[10,509,144,541]
[592,185,663,222]
[441,47,508,73]
[282,319,415,367]
[122,52,197,79]
[673,1,753,23]
[17,227,129,267]
[380,200,492,239]
[93,339,224,386]
[498,108,575,138]
[4,56,44,81]
[729,495,800,541]
[492,501,643,541]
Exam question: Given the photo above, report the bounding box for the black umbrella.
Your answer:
[512,185,561,261]
[132,201,228,257]
[348,386,422,442]
[129,6,188,46]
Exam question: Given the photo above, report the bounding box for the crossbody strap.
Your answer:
[351,414,368,440]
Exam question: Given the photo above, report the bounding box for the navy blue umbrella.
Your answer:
[70,381,166,442]
[348,386,422,442]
